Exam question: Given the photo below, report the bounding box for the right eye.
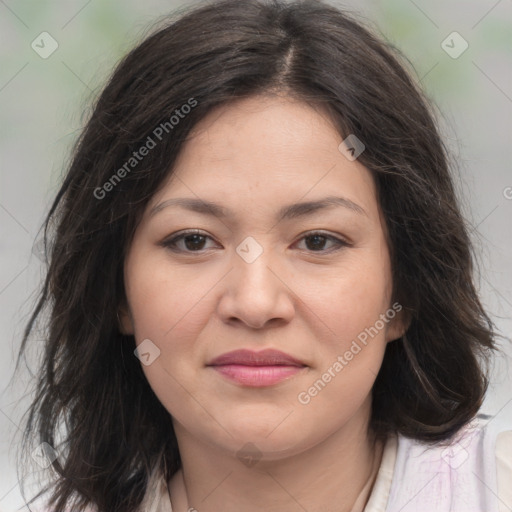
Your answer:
[160,229,220,253]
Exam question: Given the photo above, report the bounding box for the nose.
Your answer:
[216,245,295,329]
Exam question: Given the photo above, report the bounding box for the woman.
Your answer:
[17,0,512,511]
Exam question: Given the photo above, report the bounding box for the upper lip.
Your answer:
[207,349,306,367]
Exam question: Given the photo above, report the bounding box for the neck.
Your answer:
[168,412,384,512]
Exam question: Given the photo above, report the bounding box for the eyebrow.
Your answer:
[149,195,368,221]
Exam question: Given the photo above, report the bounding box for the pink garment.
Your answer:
[385,413,509,512]
[31,413,511,511]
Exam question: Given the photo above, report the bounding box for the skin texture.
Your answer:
[120,94,407,512]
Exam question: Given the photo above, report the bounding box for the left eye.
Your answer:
[295,232,348,252]
[161,230,348,253]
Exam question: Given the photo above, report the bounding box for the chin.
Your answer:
[218,417,312,454]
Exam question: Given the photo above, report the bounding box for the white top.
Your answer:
[143,414,512,512]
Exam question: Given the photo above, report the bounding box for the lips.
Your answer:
[207,349,305,367]
[207,349,307,387]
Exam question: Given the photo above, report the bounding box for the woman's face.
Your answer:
[121,94,405,460]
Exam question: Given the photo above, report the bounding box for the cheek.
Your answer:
[123,248,219,408]
[290,254,393,409]
[295,272,391,422]
[125,247,214,340]
[124,253,215,423]
[296,255,392,344]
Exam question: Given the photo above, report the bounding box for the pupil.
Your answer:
[307,235,326,251]
[185,234,205,250]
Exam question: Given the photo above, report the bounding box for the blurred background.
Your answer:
[0,0,511,509]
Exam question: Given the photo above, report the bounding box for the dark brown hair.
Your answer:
[17,0,498,510]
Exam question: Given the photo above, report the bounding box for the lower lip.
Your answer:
[210,364,305,386]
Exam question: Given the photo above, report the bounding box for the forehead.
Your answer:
[147,94,380,224]
[177,94,344,174]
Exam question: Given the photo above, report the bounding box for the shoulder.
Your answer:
[385,413,511,512]
[496,429,512,512]
[30,508,97,512]
[28,499,98,512]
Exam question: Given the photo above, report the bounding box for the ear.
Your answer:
[117,301,134,335]
[385,304,411,343]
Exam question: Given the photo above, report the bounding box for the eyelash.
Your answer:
[160,229,350,254]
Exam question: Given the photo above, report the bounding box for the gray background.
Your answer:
[1,0,511,509]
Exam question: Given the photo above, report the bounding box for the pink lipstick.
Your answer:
[207,349,307,387]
